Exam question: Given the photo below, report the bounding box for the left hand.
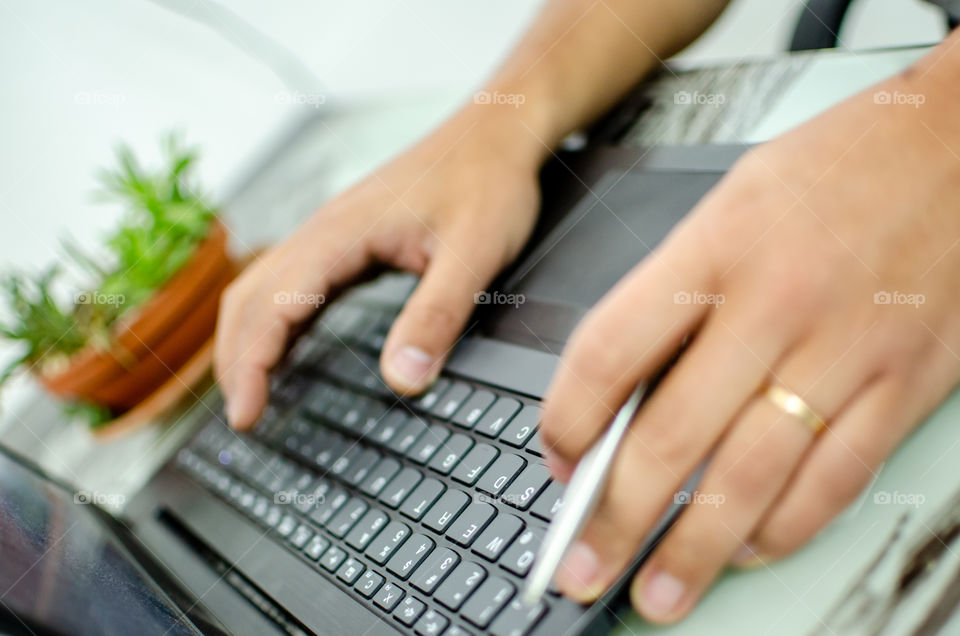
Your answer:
[539,61,960,623]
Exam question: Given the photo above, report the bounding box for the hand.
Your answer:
[215,107,544,429]
[540,68,960,623]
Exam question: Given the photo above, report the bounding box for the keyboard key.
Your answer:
[446,627,474,636]
[501,528,541,577]
[427,433,474,475]
[314,435,347,471]
[530,481,565,522]
[394,596,426,627]
[296,479,331,515]
[327,497,368,538]
[340,396,374,434]
[473,514,523,562]
[460,576,515,629]
[524,429,544,456]
[359,458,401,497]
[489,598,547,636]
[309,486,348,526]
[407,424,450,465]
[501,464,550,510]
[303,534,330,560]
[451,390,495,428]
[411,547,460,594]
[434,561,487,611]
[373,582,405,612]
[452,443,499,486]
[422,489,470,533]
[415,378,450,411]
[388,418,427,455]
[378,467,423,509]
[430,381,472,419]
[370,410,407,447]
[319,546,347,572]
[446,502,496,547]
[336,558,365,585]
[345,508,388,551]
[264,505,282,529]
[355,570,385,599]
[330,444,362,478]
[344,448,381,486]
[400,478,446,521]
[365,520,411,565]
[387,533,435,580]
[288,524,314,549]
[359,402,387,437]
[476,454,526,498]
[414,609,449,636]
[475,398,522,438]
[499,406,540,448]
[276,514,298,538]
[301,386,336,420]
[251,496,270,520]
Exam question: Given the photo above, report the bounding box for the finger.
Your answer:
[627,338,873,623]
[540,226,715,478]
[215,235,371,429]
[552,311,787,600]
[627,396,820,623]
[742,376,909,562]
[380,228,505,394]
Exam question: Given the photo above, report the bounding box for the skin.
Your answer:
[215,0,960,624]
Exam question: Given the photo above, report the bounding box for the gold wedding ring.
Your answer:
[763,385,827,434]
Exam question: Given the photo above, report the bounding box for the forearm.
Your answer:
[446,0,729,165]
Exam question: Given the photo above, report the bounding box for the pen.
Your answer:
[523,382,650,606]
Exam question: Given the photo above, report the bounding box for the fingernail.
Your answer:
[639,570,686,620]
[732,544,766,569]
[544,449,574,483]
[555,541,600,596]
[224,397,240,428]
[389,346,435,387]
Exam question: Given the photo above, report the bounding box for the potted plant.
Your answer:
[0,135,236,430]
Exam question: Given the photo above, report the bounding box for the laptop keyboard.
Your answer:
[174,299,569,636]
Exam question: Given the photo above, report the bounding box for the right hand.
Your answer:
[215,107,545,430]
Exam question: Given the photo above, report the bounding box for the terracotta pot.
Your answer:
[39,221,236,412]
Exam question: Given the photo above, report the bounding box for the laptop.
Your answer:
[0,141,746,636]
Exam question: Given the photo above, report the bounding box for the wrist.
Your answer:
[448,99,558,168]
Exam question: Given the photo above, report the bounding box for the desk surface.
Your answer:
[3,46,959,636]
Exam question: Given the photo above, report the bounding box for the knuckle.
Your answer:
[565,323,623,389]
[399,297,465,343]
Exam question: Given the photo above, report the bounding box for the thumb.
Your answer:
[380,240,500,395]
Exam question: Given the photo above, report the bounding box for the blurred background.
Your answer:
[0,0,947,406]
